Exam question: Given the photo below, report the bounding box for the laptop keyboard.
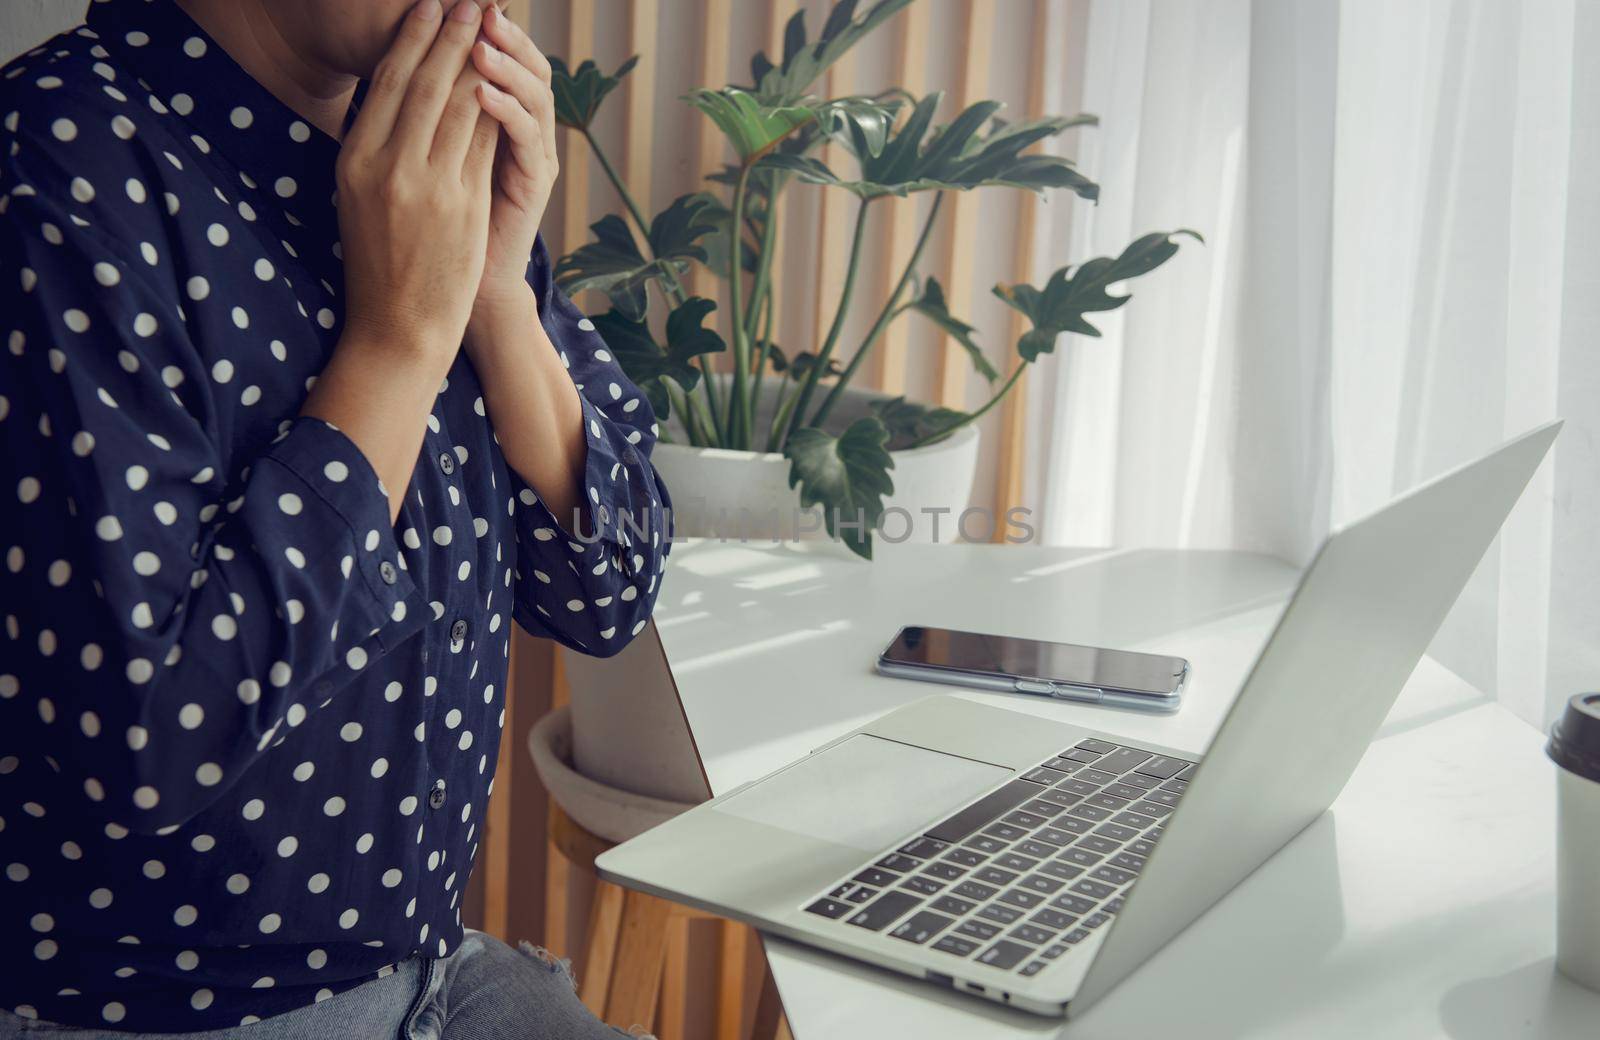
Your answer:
[803,738,1195,978]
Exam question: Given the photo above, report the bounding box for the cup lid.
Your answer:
[1548,692,1600,783]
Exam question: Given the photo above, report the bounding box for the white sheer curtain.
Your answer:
[1022,0,1600,729]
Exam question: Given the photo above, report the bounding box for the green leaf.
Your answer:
[589,297,726,418]
[869,395,969,448]
[684,88,818,162]
[902,277,998,383]
[549,56,638,131]
[554,195,723,319]
[995,229,1202,361]
[755,93,1101,200]
[747,0,914,105]
[784,417,896,559]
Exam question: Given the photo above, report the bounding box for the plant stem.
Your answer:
[726,163,754,448]
[744,174,782,345]
[749,289,776,440]
[810,192,944,430]
[767,377,805,453]
[781,198,873,449]
[582,128,691,307]
[904,360,1028,450]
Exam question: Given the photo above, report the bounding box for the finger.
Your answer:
[432,65,494,171]
[470,40,547,116]
[464,106,501,184]
[477,81,546,181]
[482,3,552,83]
[347,0,445,150]
[392,0,484,158]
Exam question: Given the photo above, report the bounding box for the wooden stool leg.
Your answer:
[579,880,626,1013]
[603,890,673,1032]
[749,961,785,1040]
[656,915,690,1040]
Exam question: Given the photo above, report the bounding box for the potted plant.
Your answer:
[549,0,1195,559]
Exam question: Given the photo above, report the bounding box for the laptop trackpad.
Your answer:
[716,734,1010,853]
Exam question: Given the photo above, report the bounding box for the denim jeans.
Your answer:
[0,932,648,1039]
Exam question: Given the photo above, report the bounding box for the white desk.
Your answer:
[651,540,1600,1038]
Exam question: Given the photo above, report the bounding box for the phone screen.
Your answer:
[880,626,1185,696]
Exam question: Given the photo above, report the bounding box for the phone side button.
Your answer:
[1014,679,1055,695]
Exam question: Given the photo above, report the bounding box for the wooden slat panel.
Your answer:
[872,2,929,395]
[762,0,796,370]
[934,0,995,407]
[480,649,515,937]
[994,0,1052,531]
[560,2,594,253]
[623,0,659,221]
[692,0,733,303]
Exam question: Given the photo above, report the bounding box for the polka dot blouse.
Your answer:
[0,0,671,1030]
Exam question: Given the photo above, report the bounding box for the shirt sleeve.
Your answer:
[0,185,428,835]
[506,238,672,657]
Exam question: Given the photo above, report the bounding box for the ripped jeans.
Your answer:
[0,932,651,1040]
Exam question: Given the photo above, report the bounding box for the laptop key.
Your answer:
[876,853,921,873]
[1021,799,1065,818]
[1077,835,1119,855]
[1059,847,1101,869]
[1086,793,1132,812]
[1104,896,1126,914]
[1084,912,1111,929]
[846,891,921,931]
[1020,960,1049,977]
[899,836,950,859]
[1120,772,1162,791]
[975,866,1019,887]
[977,903,1024,925]
[1109,852,1147,873]
[982,822,1029,842]
[1128,839,1156,857]
[1056,778,1100,797]
[1066,803,1112,822]
[1034,827,1079,847]
[889,910,955,945]
[1015,840,1056,860]
[956,918,1003,941]
[997,888,1046,910]
[844,886,877,904]
[805,897,851,919]
[1037,860,1084,881]
[901,875,945,896]
[1052,816,1095,835]
[1130,800,1173,818]
[1022,766,1069,785]
[1042,757,1083,774]
[1009,924,1057,946]
[931,895,977,917]
[1038,788,1083,809]
[945,846,987,868]
[1076,767,1119,785]
[1095,747,1153,776]
[954,880,999,902]
[926,779,1048,844]
[1133,755,1191,780]
[1094,822,1141,843]
[828,883,852,898]
[1144,788,1183,806]
[932,934,980,958]
[976,940,1033,971]
[996,852,1039,873]
[1051,894,1097,916]
[1071,879,1117,900]
[1031,909,1078,931]
[1041,943,1069,961]
[1176,764,1197,780]
[1001,810,1050,830]
[853,868,898,887]
[1091,865,1138,886]
[1103,782,1146,801]
[1020,874,1065,895]
[1111,811,1158,829]
[1063,748,1103,764]
[965,834,1008,855]
[1075,738,1119,754]
[923,861,966,882]
[1063,927,1093,944]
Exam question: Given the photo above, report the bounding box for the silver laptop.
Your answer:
[597,422,1560,1018]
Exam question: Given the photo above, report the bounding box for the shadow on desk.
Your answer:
[1439,959,1600,1040]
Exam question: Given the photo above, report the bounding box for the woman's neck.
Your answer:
[173,0,359,140]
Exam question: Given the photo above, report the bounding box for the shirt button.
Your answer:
[439,451,456,475]
[379,561,398,585]
[450,619,468,645]
[428,780,447,810]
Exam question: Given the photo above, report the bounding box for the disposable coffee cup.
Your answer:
[1547,691,1600,992]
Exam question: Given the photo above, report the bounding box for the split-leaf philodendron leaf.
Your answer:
[784,417,895,559]
[554,194,720,320]
[550,56,638,131]
[589,297,726,420]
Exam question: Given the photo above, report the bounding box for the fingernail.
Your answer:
[451,0,482,23]
[481,42,502,63]
[414,0,442,20]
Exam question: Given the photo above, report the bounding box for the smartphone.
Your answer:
[875,625,1189,714]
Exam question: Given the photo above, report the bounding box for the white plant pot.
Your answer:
[551,381,983,809]
[651,379,981,547]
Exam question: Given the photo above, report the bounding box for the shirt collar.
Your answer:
[84,0,350,225]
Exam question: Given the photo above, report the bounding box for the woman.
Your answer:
[0,0,668,1035]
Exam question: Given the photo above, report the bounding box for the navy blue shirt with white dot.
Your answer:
[0,0,670,1030]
